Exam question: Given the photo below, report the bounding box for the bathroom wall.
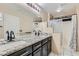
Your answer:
[39,10,48,22]
[0,27,3,38]
[76,7,79,51]
[0,3,49,39]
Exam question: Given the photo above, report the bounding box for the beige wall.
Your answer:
[0,28,4,38]
[0,19,3,38]
[76,7,79,51]
[39,10,48,21]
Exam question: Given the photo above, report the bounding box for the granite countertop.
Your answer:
[0,34,52,56]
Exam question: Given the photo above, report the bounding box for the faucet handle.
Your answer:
[10,31,15,39]
[33,30,37,36]
[6,31,10,41]
[38,30,42,36]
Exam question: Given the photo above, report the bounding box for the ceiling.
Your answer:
[38,3,78,18]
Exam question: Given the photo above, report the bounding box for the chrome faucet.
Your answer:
[33,30,41,36]
[10,31,15,41]
[38,30,41,36]
[33,30,37,36]
[6,31,10,41]
[6,31,15,42]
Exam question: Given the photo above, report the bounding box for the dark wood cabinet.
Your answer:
[8,46,32,56]
[33,48,41,56]
[8,36,52,56]
[47,38,52,55]
[21,46,32,56]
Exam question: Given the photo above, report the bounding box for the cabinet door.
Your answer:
[42,43,48,56]
[21,51,32,56]
[20,46,32,56]
[48,39,51,55]
[33,48,41,56]
[27,54,32,56]
[33,41,41,51]
[9,46,32,56]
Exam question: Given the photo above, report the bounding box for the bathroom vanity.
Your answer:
[8,36,52,56]
[0,35,52,56]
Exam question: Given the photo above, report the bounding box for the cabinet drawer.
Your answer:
[42,39,48,45]
[8,46,32,56]
[33,48,41,56]
[21,51,32,56]
[33,41,41,50]
[21,46,32,56]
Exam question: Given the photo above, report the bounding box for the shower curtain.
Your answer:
[48,15,77,56]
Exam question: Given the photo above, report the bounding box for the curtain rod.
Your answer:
[53,14,77,19]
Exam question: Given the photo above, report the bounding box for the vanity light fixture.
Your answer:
[26,3,40,12]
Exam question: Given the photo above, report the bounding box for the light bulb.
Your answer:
[56,9,61,12]
[56,5,62,12]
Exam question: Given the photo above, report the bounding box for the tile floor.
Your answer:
[49,52,79,56]
[49,52,58,56]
